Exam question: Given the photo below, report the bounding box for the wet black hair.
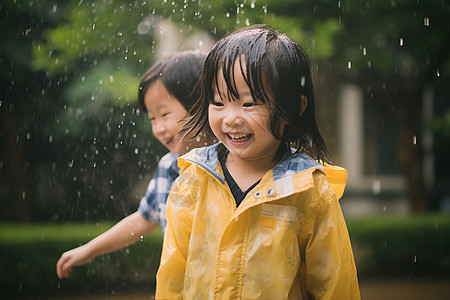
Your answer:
[138,50,207,113]
[183,24,330,163]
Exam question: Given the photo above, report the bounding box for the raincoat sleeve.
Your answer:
[155,171,199,300]
[301,171,360,300]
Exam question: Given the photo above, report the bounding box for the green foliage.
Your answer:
[0,222,163,298]
[347,214,450,277]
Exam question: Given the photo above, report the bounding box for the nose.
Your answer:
[152,120,166,136]
[223,106,244,126]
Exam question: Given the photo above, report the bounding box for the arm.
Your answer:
[56,211,158,279]
[303,173,361,300]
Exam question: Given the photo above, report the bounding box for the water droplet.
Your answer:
[424,17,430,26]
[399,38,404,46]
[372,179,381,194]
[413,135,417,144]
[301,76,306,86]
[347,61,352,69]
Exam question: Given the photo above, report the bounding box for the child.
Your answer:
[56,50,210,279]
[156,25,360,299]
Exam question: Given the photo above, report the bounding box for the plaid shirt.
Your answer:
[138,152,180,235]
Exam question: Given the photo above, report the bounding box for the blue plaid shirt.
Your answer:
[138,152,180,235]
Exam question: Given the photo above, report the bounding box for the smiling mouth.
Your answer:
[165,137,175,145]
[227,133,252,142]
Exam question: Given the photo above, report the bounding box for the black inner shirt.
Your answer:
[219,149,261,207]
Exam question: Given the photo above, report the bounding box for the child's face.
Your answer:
[144,80,197,154]
[209,61,282,164]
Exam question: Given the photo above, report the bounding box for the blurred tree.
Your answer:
[331,0,450,211]
[1,0,165,222]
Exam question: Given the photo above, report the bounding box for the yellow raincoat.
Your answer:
[156,144,360,300]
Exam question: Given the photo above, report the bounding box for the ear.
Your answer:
[300,95,308,116]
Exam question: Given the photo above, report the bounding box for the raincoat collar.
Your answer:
[181,142,323,181]
[180,143,348,201]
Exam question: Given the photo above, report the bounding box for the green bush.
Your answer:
[1,214,449,298]
[0,222,163,298]
[347,214,450,277]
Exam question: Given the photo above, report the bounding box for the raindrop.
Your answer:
[347,61,352,69]
[412,135,417,144]
[437,69,440,77]
[372,179,381,194]
[424,17,430,26]
[301,76,305,86]
[363,47,367,56]
[399,38,404,46]
[135,148,139,154]
[414,256,417,263]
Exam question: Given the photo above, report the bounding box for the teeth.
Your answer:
[228,133,250,140]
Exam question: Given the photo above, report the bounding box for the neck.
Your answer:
[225,152,279,192]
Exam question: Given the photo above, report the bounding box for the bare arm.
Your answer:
[56,211,158,279]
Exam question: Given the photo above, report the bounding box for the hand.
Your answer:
[56,245,92,279]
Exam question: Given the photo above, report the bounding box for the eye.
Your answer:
[210,101,224,107]
[243,102,258,108]
[162,112,170,117]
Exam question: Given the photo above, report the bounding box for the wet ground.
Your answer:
[17,278,450,299]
